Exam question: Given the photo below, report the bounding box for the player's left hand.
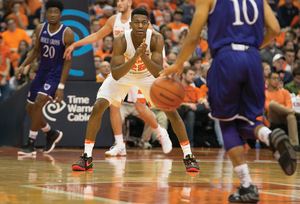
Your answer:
[54,89,64,103]
[160,62,183,77]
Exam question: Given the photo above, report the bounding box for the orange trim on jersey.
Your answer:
[137,89,147,103]
[283,61,287,71]
[85,139,95,144]
[180,141,190,146]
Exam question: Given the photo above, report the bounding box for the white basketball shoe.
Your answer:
[105,143,127,156]
[158,128,172,154]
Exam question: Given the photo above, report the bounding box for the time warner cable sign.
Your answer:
[60,0,95,81]
[42,95,93,122]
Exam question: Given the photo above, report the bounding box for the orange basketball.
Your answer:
[150,76,185,111]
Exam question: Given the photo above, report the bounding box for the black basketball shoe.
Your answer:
[72,153,93,171]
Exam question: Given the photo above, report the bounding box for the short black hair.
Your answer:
[46,0,64,12]
[268,71,279,78]
[131,8,149,19]
[293,67,300,77]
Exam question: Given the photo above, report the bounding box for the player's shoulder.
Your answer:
[114,31,126,41]
[151,30,164,42]
[107,14,118,25]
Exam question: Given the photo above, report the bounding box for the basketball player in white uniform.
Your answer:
[64,0,175,169]
[70,8,199,172]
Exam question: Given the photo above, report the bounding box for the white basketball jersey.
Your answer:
[113,13,131,37]
[124,29,152,75]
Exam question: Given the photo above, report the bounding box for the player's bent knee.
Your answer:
[93,98,110,113]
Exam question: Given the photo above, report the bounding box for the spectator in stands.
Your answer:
[169,29,186,54]
[90,19,102,53]
[99,5,114,27]
[93,0,109,20]
[168,8,189,44]
[160,24,172,39]
[178,67,211,147]
[27,0,42,29]
[272,53,293,85]
[2,17,31,53]
[0,0,7,32]
[0,33,11,103]
[296,47,300,60]
[32,6,41,28]
[278,0,299,28]
[292,23,300,38]
[285,30,296,43]
[167,51,178,64]
[162,10,172,25]
[150,0,169,30]
[282,40,295,53]
[262,62,272,90]
[283,49,295,72]
[260,39,284,65]
[188,56,201,79]
[10,40,28,71]
[24,63,38,84]
[194,62,209,89]
[284,67,300,95]
[178,0,195,26]
[7,2,29,29]
[265,72,300,151]
[132,0,155,15]
[94,35,113,59]
[96,60,110,82]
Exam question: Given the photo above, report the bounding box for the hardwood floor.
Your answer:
[0,147,299,203]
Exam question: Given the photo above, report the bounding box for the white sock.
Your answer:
[257,127,271,146]
[29,130,38,140]
[154,124,163,135]
[180,142,192,157]
[84,143,94,157]
[234,164,253,188]
[115,134,124,145]
[41,123,51,132]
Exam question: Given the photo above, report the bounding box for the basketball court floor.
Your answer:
[0,147,299,203]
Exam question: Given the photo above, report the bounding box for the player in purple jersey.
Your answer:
[15,0,74,156]
[161,0,297,203]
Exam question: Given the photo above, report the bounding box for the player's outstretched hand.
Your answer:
[63,44,75,60]
[160,62,183,77]
[54,89,64,103]
[135,38,147,57]
[15,66,24,79]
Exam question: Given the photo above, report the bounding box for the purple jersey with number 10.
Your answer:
[207,0,264,58]
[206,0,266,122]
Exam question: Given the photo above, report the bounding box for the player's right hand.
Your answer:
[135,38,147,57]
[15,66,24,79]
[160,62,183,77]
[63,44,75,60]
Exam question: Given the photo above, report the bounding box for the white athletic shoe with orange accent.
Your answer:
[158,128,172,154]
[105,143,127,156]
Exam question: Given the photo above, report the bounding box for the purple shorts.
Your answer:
[207,45,265,122]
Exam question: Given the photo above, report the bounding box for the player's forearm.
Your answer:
[111,56,139,80]
[176,34,199,65]
[59,60,72,84]
[73,33,101,47]
[20,49,39,68]
[260,27,280,49]
[141,55,162,78]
